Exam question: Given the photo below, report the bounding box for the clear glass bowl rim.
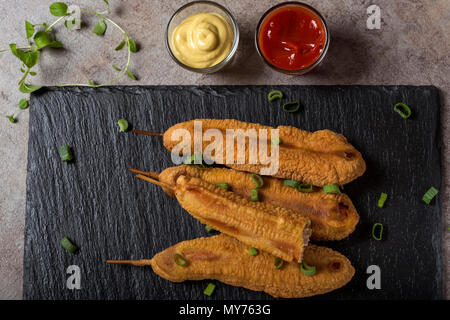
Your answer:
[165,0,240,73]
[254,1,330,75]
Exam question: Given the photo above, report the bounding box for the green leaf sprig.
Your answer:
[2,0,139,123]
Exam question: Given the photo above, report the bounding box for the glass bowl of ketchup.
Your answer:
[256,2,329,75]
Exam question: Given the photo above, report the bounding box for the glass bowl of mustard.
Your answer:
[166,1,240,73]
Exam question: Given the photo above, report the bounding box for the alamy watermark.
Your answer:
[65,5,82,30]
[66,265,81,290]
[169,120,280,175]
[367,5,381,30]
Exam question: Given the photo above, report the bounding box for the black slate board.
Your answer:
[23,85,442,300]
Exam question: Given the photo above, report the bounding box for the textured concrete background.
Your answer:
[0,0,448,299]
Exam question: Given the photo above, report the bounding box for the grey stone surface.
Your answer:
[0,0,448,299]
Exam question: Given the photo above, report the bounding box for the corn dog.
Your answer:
[131,165,359,241]
[159,119,366,186]
[107,234,355,298]
[136,174,311,263]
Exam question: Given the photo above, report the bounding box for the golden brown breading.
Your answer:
[150,234,355,298]
[136,173,311,263]
[156,165,359,241]
[173,175,311,263]
[163,119,366,186]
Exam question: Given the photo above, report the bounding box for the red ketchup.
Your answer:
[258,4,326,71]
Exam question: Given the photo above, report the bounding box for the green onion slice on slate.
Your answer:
[323,184,340,194]
[298,183,313,193]
[250,188,259,202]
[174,254,188,266]
[394,102,412,119]
[422,187,438,204]
[300,261,316,276]
[205,225,214,233]
[204,283,216,296]
[59,145,73,162]
[268,90,283,102]
[251,174,264,188]
[215,183,230,191]
[272,137,282,145]
[249,248,258,256]
[284,180,299,188]
[117,119,129,132]
[372,223,383,241]
[282,101,301,113]
[274,257,284,269]
[60,237,78,254]
[378,193,388,208]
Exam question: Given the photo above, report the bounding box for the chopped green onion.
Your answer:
[184,154,194,164]
[251,174,264,188]
[372,223,383,241]
[59,145,73,162]
[117,119,129,132]
[394,102,412,119]
[203,283,216,296]
[185,154,206,170]
[378,193,388,208]
[422,187,438,204]
[185,154,203,165]
[284,180,299,188]
[268,90,283,102]
[205,225,214,233]
[249,248,258,256]
[300,261,316,276]
[60,237,78,254]
[272,137,282,145]
[174,253,188,266]
[298,183,313,193]
[215,183,230,191]
[274,257,284,269]
[250,188,259,202]
[323,184,340,194]
[282,101,301,113]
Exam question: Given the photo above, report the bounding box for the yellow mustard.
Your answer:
[171,12,234,69]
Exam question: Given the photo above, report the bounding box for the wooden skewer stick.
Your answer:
[106,259,152,267]
[135,174,175,191]
[129,168,159,179]
[132,129,163,137]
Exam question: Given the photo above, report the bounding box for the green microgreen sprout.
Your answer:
[6,115,16,123]
[2,0,139,123]
[117,119,129,132]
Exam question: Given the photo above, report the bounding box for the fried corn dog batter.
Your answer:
[138,174,311,263]
[108,234,355,298]
[152,165,359,241]
[162,119,366,186]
